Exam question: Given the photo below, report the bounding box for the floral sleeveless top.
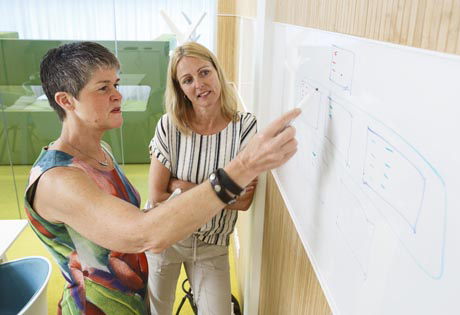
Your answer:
[24,145,149,315]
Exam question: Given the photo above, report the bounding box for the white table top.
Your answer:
[0,219,28,258]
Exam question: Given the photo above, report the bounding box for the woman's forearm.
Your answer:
[144,180,226,252]
[144,109,300,253]
[168,178,197,193]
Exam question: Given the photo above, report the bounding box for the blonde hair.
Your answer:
[164,42,240,133]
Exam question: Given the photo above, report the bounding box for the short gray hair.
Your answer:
[40,41,120,121]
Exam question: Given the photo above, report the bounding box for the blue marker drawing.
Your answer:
[323,94,446,280]
[361,126,446,279]
[363,128,425,233]
[336,179,375,280]
[324,97,353,166]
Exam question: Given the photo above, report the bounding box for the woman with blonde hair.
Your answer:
[147,42,258,314]
[25,41,299,315]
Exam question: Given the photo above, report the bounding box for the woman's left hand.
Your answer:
[243,177,258,194]
[168,177,197,193]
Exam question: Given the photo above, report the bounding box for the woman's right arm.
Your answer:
[148,114,173,205]
[33,162,234,255]
[148,157,172,205]
[33,108,300,256]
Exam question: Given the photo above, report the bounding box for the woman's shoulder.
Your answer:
[34,147,74,170]
[26,147,78,192]
[160,112,170,120]
[154,113,176,136]
[159,113,178,129]
[237,110,256,118]
[31,146,106,180]
[236,111,257,124]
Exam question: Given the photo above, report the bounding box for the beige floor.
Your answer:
[2,164,240,315]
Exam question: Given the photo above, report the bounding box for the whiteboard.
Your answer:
[269,23,459,315]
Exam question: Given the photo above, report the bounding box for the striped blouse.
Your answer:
[149,112,257,246]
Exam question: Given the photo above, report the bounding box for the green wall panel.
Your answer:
[0,37,174,165]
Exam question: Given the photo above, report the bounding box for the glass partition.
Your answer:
[0,0,216,220]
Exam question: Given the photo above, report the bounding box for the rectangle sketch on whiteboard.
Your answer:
[324,97,353,166]
[329,45,355,92]
[363,128,425,232]
[269,23,455,315]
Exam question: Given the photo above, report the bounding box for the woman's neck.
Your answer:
[189,107,230,135]
[53,121,104,154]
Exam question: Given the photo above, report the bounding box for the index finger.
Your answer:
[263,108,301,137]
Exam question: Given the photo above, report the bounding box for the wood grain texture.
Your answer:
[217,0,255,308]
[218,0,256,17]
[217,15,240,84]
[274,0,460,55]
[258,173,331,315]
[218,0,236,15]
[236,1,257,17]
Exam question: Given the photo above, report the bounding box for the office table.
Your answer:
[0,219,28,262]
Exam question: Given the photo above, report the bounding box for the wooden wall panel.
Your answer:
[218,0,256,16]
[217,0,256,85]
[216,15,240,84]
[217,0,257,307]
[259,173,331,315]
[446,1,460,53]
[219,0,236,15]
[274,0,460,55]
[235,1,257,17]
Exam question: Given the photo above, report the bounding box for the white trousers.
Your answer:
[147,234,232,315]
